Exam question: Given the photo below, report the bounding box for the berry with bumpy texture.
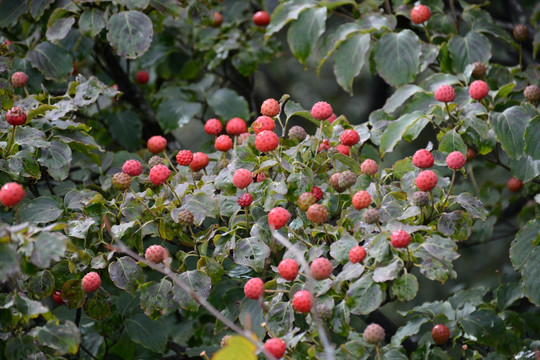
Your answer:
[412,191,429,206]
[352,191,371,210]
[112,172,131,191]
[318,139,331,152]
[339,171,357,190]
[446,151,466,169]
[330,173,346,193]
[363,323,385,344]
[469,80,489,100]
[0,182,25,207]
[472,62,487,78]
[336,144,350,156]
[311,101,333,121]
[278,259,298,281]
[292,290,312,313]
[288,125,307,141]
[362,208,380,224]
[122,160,143,176]
[434,85,455,102]
[327,113,338,124]
[316,304,333,320]
[244,278,264,300]
[6,107,27,126]
[410,5,431,24]
[253,116,276,134]
[507,177,522,192]
[226,117,247,136]
[52,291,63,305]
[264,338,286,359]
[190,152,209,172]
[215,135,233,152]
[391,230,411,248]
[432,324,450,345]
[349,246,366,263]
[11,71,28,88]
[413,149,434,168]
[237,193,253,208]
[466,148,476,161]
[340,129,360,146]
[361,159,378,175]
[260,98,280,117]
[256,173,266,182]
[268,207,291,230]
[310,258,333,280]
[311,186,323,202]
[135,70,149,84]
[233,169,252,189]
[253,11,270,27]
[81,272,101,293]
[513,25,528,42]
[177,210,194,226]
[298,192,317,211]
[145,245,166,263]
[205,118,223,136]
[176,150,193,166]
[255,130,279,153]
[524,85,540,102]
[416,170,438,191]
[149,165,170,185]
[307,204,328,224]
[147,136,167,154]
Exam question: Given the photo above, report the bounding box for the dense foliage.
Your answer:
[0,0,539,359]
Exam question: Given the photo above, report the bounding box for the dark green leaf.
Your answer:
[233,237,270,272]
[438,129,467,154]
[61,279,85,309]
[28,42,73,81]
[490,106,531,159]
[173,270,211,311]
[38,139,72,181]
[84,292,111,320]
[265,0,317,38]
[125,313,167,352]
[28,270,55,299]
[287,7,326,64]
[19,196,63,224]
[374,30,421,87]
[380,111,426,154]
[437,211,473,241]
[105,110,143,151]
[461,309,505,347]
[373,260,402,283]
[448,32,491,73]
[37,320,80,355]
[391,273,418,302]
[455,193,488,220]
[140,279,174,320]
[383,85,424,114]
[15,293,49,317]
[207,88,249,121]
[347,276,384,315]
[265,301,294,337]
[524,115,540,160]
[333,33,370,94]
[0,0,27,27]
[46,16,75,42]
[107,11,153,59]
[108,256,144,294]
[0,244,19,283]
[79,9,106,37]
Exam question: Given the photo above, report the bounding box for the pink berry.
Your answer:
[311,101,333,121]
[352,190,371,210]
[11,71,28,88]
[52,291,63,305]
[256,173,266,182]
[469,80,489,100]
[310,258,333,280]
[255,130,279,153]
[149,164,171,185]
[145,245,166,263]
[253,116,276,135]
[416,170,438,191]
[363,323,385,344]
[189,152,209,172]
[446,151,466,169]
[205,118,223,136]
[122,160,143,176]
[232,168,253,189]
[215,135,233,152]
[307,204,327,224]
[0,182,25,207]
[317,139,331,152]
[176,150,193,166]
[264,338,286,359]
[244,278,264,299]
[410,5,431,24]
[340,129,360,146]
[226,117,247,136]
[349,246,366,263]
[361,159,378,175]
[147,135,167,154]
[278,259,298,281]
[292,290,312,313]
[327,113,338,124]
[260,98,280,117]
[412,149,434,168]
[81,272,101,293]
[237,193,253,208]
[434,85,455,103]
[268,207,291,230]
[336,144,350,156]
[390,230,411,248]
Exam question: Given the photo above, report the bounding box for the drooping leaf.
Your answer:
[374,30,421,87]
[19,196,63,224]
[108,256,145,294]
[333,33,370,94]
[107,11,153,59]
[265,0,317,39]
[37,320,81,355]
[347,276,384,315]
[448,32,491,73]
[173,270,211,311]
[78,9,107,37]
[489,106,531,159]
[380,111,426,154]
[140,279,174,320]
[233,237,270,272]
[287,7,327,65]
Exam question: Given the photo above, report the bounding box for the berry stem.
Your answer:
[245,207,250,232]
[466,163,480,196]
[285,225,312,248]
[24,86,30,98]
[422,23,432,43]
[189,169,198,188]
[161,151,179,175]
[375,345,382,360]
[322,223,333,243]
[129,187,157,217]
[314,120,324,161]
[440,169,456,211]
[272,150,288,175]
[519,43,522,70]
[3,126,16,158]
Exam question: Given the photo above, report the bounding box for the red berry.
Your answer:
[256,173,266,182]
[390,230,411,248]
[264,338,286,359]
[145,245,166,263]
[226,117,247,136]
[307,204,327,224]
[327,113,338,124]
[237,193,253,208]
[412,149,434,168]
[0,182,25,207]
[260,98,280,117]
[212,12,224,27]
[336,144,350,156]
[446,151,466,169]
[233,168,253,189]
[329,173,345,193]
[244,278,264,300]
[81,272,101,293]
[434,85,455,103]
[349,246,366,263]
[311,101,333,121]
[352,190,371,210]
[253,116,276,135]
[361,159,378,175]
[317,139,331,152]
[310,258,333,280]
[416,170,438,191]
[149,164,171,185]
[311,186,323,201]
[6,107,27,126]
[268,207,291,230]
[52,291,63,305]
[292,290,312,313]
[135,70,149,84]
[11,71,28,88]
[255,130,279,153]
[112,172,131,191]
[466,148,476,161]
[122,160,143,176]
[298,192,317,211]
[215,135,233,152]
[469,80,489,100]
[176,150,193,166]
[190,152,209,172]
[340,129,360,146]
[363,323,385,344]
[278,259,298,281]
[205,118,223,136]
[147,135,167,154]
[432,324,450,345]
[253,11,270,27]
[410,5,431,24]
[507,177,523,192]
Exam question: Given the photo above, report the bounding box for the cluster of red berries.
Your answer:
[434,80,490,104]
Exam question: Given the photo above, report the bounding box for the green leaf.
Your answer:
[38,139,72,181]
[0,0,27,27]
[494,282,524,310]
[108,256,144,294]
[30,0,54,20]
[150,0,182,16]
[19,196,63,224]
[157,95,202,133]
[392,316,429,346]
[438,129,467,154]
[373,260,402,283]
[116,0,150,10]
[415,235,460,282]
[316,23,362,74]
[84,292,111,320]
[374,30,421,87]
[177,191,220,227]
[391,273,419,302]
[333,153,361,173]
[509,156,540,183]
[333,33,370,94]
[5,335,39,360]
[61,279,85,309]
[173,270,211,311]
[8,150,41,179]
[524,115,540,160]
[105,110,143,151]
[125,313,167,353]
[233,237,270,272]
[140,279,174,320]
[207,88,249,121]
[437,211,473,242]
[15,293,49,317]
[78,9,106,37]
[30,232,67,269]
[460,309,505,347]
[37,320,80,355]
[383,85,424,114]
[239,298,265,340]
[265,301,294,337]
[490,106,531,159]
[448,32,491,73]
[46,16,75,42]
[347,276,384,315]
[455,193,488,220]
[213,336,256,360]
[28,42,73,81]
[287,7,326,65]
[265,0,317,39]
[380,111,426,154]
[107,11,153,59]
[329,235,357,262]
[461,116,496,155]
[0,244,19,283]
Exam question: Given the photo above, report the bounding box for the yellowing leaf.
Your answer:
[212,336,257,360]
